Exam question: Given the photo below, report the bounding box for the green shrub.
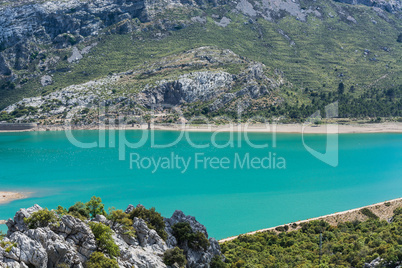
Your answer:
[163,247,187,267]
[86,252,119,268]
[360,208,379,220]
[172,222,210,250]
[56,205,68,216]
[55,263,70,268]
[67,196,106,220]
[393,207,402,216]
[190,231,210,251]
[393,207,402,222]
[129,206,167,240]
[0,111,13,122]
[89,222,120,258]
[275,225,289,232]
[0,241,17,253]
[210,255,227,268]
[1,230,12,253]
[68,201,90,219]
[221,215,402,268]
[108,209,135,237]
[172,222,192,243]
[86,196,106,218]
[24,208,59,229]
[232,259,245,267]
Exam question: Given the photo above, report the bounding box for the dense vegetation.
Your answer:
[108,209,136,238]
[127,205,168,241]
[203,84,402,122]
[24,208,60,229]
[86,252,119,268]
[172,222,210,251]
[89,222,120,259]
[221,207,402,268]
[163,247,187,267]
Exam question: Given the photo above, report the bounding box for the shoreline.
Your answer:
[0,191,29,225]
[0,122,401,134]
[0,191,28,206]
[219,197,402,243]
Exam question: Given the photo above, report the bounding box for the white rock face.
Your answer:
[139,71,234,108]
[27,228,83,267]
[1,0,399,52]
[0,0,223,51]
[165,210,222,268]
[4,232,48,268]
[3,75,119,118]
[40,75,53,86]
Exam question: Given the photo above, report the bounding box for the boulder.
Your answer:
[165,210,222,268]
[27,227,84,267]
[6,204,43,234]
[113,232,167,268]
[52,215,97,259]
[4,232,48,268]
[363,257,382,267]
[132,217,167,253]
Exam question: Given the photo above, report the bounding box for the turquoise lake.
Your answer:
[0,130,401,239]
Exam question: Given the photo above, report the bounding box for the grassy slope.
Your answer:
[1,0,401,110]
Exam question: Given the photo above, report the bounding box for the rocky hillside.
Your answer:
[1,47,286,125]
[0,202,223,268]
[0,0,401,120]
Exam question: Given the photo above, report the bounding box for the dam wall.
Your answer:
[0,123,37,131]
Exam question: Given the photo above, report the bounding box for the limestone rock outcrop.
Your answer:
[0,204,223,268]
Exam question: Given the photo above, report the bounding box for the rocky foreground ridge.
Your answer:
[0,204,222,268]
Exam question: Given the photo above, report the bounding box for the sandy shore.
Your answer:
[0,191,28,224]
[219,197,402,243]
[0,192,27,205]
[1,122,401,134]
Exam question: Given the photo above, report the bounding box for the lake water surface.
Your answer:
[0,130,401,239]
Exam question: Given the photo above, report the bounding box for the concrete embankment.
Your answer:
[0,123,37,131]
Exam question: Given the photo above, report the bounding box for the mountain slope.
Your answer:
[0,0,401,119]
